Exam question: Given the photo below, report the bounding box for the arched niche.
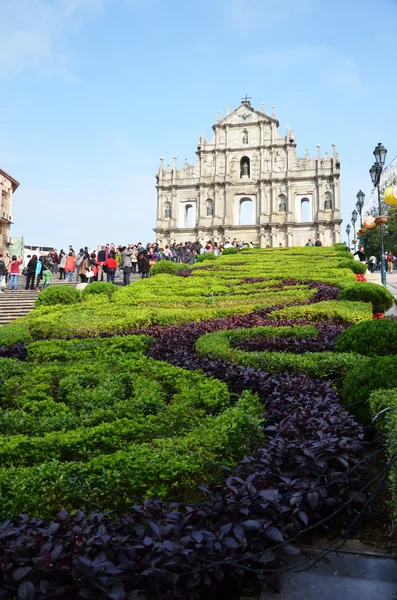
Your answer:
[240,156,250,178]
[206,199,214,216]
[278,194,287,212]
[324,191,332,210]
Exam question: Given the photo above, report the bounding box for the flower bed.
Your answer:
[0,246,392,599]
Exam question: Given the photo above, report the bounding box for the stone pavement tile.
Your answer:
[261,553,397,600]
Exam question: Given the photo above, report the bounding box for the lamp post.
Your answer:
[369,142,387,286]
[356,190,365,228]
[351,209,358,250]
[346,224,351,248]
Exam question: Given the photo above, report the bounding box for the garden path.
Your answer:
[253,549,397,600]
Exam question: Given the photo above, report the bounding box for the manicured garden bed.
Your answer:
[0,246,395,599]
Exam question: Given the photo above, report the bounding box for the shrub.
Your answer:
[269,300,372,325]
[35,285,81,308]
[149,260,185,275]
[338,259,367,274]
[341,356,397,422]
[368,388,397,519]
[196,325,357,379]
[82,281,116,299]
[196,252,217,262]
[338,282,394,314]
[335,319,397,356]
[334,243,350,252]
[221,247,238,255]
[0,322,32,347]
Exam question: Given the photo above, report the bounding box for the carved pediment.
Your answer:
[217,104,275,128]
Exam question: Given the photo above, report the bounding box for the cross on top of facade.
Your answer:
[241,94,251,104]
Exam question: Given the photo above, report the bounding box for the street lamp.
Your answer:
[356,190,365,228]
[346,223,351,248]
[351,209,358,250]
[369,142,388,286]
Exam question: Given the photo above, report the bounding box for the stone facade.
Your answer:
[154,101,341,247]
[0,169,19,256]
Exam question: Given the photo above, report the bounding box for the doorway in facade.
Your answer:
[240,197,253,225]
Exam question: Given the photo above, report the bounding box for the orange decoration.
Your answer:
[363,215,376,229]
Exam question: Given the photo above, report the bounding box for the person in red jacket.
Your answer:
[103,254,117,284]
[8,255,23,290]
[64,253,75,283]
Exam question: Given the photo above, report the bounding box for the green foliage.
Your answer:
[0,337,263,517]
[82,281,116,299]
[269,300,372,325]
[35,285,81,308]
[196,325,357,379]
[221,247,239,255]
[0,322,32,346]
[368,388,397,520]
[339,282,394,314]
[196,252,217,262]
[335,319,397,356]
[149,261,186,275]
[358,205,397,258]
[334,243,350,252]
[338,259,367,274]
[341,356,397,422]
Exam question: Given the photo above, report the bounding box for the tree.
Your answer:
[358,205,397,259]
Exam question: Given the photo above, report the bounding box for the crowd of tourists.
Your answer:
[353,245,395,273]
[2,238,394,293]
[0,239,252,291]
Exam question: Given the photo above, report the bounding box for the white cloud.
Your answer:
[0,0,109,78]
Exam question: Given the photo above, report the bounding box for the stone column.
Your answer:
[214,185,219,219]
[199,186,205,219]
[286,185,294,220]
[172,157,177,186]
[171,188,178,229]
[317,179,323,215]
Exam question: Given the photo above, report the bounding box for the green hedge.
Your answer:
[82,281,116,299]
[339,282,394,314]
[196,325,357,379]
[368,388,397,519]
[149,261,186,276]
[0,392,263,518]
[268,300,373,325]
[196,252,217,262]
[35,285,81,308]
[340,356,397,422]
[221,247,239,255]
[334,243,350,252]
[338,259,367,274]
[0,339,263,517]
[335,319,397,357]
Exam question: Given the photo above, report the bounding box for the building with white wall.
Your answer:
[154,99,341,247]
[0,169,19,256]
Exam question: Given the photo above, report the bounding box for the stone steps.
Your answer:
[0,274,141,326]
[0,275,75,325]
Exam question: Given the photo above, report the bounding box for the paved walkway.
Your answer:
[365,271,397,318]
[255,548,397,600]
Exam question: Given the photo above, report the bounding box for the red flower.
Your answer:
[373,313,385,319]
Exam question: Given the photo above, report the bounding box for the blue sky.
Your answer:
[2,0,397,250]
